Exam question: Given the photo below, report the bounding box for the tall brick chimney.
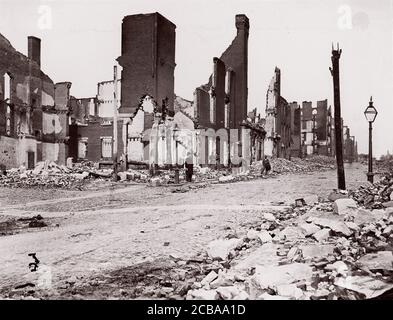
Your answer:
[28,36,41,67]
[235,14,250,35]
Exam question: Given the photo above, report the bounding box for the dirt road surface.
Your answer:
[0,163,369,299]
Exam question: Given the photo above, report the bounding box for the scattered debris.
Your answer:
[0,160,112,189]
[350,173,393,209]
[357,251,393,272]
[206,238,243,261]
[295,198,306,207]
[333,198,358,215]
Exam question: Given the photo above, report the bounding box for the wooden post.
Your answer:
[330,44,346,190]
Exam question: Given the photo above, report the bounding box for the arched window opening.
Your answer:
[5,105,11,136]
[4,73,11,102]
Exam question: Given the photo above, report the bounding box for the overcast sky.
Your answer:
[0,0,392,157]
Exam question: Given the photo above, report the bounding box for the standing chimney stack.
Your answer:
[28,36,41,67]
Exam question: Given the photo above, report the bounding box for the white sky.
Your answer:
[0,0,392,157]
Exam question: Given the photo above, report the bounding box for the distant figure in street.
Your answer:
[262,156,271,176]
[185,152,194,182]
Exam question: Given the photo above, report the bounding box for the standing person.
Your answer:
[261,156,271,176]
[185,152,194,182]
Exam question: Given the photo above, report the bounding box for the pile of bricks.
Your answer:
[350,173,393,209]
[249,156,335,175]
[0,161,112,189]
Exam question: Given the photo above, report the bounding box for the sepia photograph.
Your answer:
[0,0,392,306]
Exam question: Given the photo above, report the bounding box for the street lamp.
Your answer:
[364,96,378,183]
[312,109,317,155]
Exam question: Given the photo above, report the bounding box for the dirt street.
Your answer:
[0,163,369,299]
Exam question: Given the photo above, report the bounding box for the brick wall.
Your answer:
[195,15,249,130]
[0,34,71,167]
[195,87,210,127]
[316,99,328,141]
[118,13,176,118]
[220,14,249,129]
[0,135,18,169]
[54,82,72,111]
[69,120,124,162]
[214,58,226,130]
[302,101,313,121]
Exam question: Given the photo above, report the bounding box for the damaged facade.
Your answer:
[0,34,70,169]
[289,102,302,158]
[343,126,358,163]
[194,14,250,167]
[1,12,358,171]
[118,13,179,168]
[301,99,334,157]
[264,67,291,159]
[67,13,181,168]
[263,67,357,162]
[241,109,266,163]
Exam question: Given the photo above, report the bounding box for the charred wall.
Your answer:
[195,14,249,131]
[118,13,176,119]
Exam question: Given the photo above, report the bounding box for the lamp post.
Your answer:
[312,109,317,155]
[364,96,378,183]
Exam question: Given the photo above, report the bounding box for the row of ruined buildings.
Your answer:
[0,13,357,170]
[262,67,358,162]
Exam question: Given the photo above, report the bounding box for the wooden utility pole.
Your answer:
[330,44,346,190]
[112,65,119,181]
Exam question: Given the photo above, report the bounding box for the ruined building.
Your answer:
[301,101,314,156]
[264,67,291,159]
[118,13,176,116]
[68,13,180,168]
[315,99,333,156]
[0,34,71,169]
[118,13,178,168]
[241,109,266,163]
[301,100,334,157]
[343,126,358,163]
[263,75,343,160]
[289,101,301,158]
[194,14,250,166]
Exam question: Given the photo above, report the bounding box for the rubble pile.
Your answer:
[376,159,393,175]
[350,173,393,209]
[269,156,335,174]
[194,167,230,182]
[186,156,335,186]
[118,168,149,183]
[0,161,113,189]
[182,196,393,300]
[247,156,334,176]
[0,214,49,236]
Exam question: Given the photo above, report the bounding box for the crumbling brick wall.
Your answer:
[289,102,301,157]
[316,99,328,141]
[70,97,97,124]
[69,120,124,162]
[0,135,18,169]
[195,14,249,131]
[0,33,69,167]
[118,13,176,119]
[220,14,249,129]
[97,80,120,118]
[264,67,292,159]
